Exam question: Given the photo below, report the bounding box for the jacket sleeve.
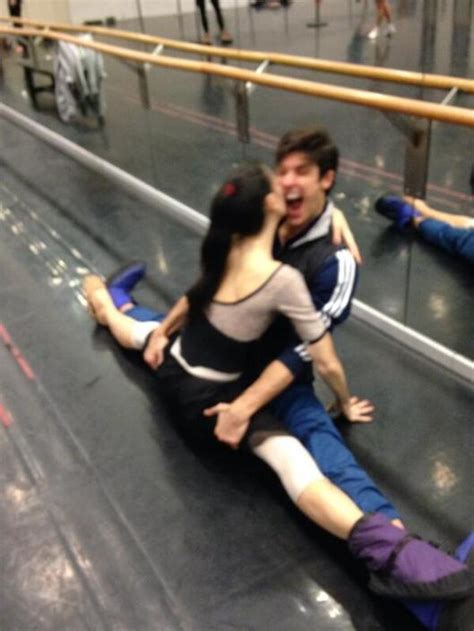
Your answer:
[277,249,359,377]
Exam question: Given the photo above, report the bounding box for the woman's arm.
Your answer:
[331,207,362,264]
[143,295,189,369]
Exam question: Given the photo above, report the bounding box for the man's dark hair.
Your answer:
[275,126,339,179]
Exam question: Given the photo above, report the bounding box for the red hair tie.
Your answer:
[223,182,236,197]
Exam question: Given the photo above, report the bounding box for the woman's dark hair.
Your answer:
[186,163,272,319]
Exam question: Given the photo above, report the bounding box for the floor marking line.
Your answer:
[0,323,37,381]
[0,403,13,428]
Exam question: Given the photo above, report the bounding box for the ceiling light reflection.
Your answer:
[428,293,449,320]
[432,460,458,493]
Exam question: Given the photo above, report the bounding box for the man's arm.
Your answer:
[256,250,359,383]
[206,251,373,447]
[307,332,372,422]
[204,360,294,449]
[206,332,373,449]
[143,295,189,369]
[205,336,348,450]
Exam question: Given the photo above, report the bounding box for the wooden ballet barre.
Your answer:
[1,16,474,94]
[1,25,474,129]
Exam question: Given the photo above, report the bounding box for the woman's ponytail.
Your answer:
[187,223,232,319]
[187,164,271,319]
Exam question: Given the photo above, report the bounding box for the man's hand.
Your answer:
[202,361,293,448]
[143,328,169,370]
[339,396,375,423]
[332,208,362,265]
[203,401,251,449]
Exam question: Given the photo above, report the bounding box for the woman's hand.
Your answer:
[339,396,375,423]
[143,329,169,370]
[203,401,251,449]
[264,181,286,219]
[332,208,362,265]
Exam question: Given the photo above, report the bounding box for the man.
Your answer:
[122,128,397,523]
[195,126,400,522]
[106,128,456,523]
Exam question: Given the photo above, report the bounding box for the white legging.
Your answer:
[131,320,161,349]
[251,434,323,502]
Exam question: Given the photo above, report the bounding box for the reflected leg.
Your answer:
[417,219,474,264]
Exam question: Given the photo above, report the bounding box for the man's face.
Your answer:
[276,151,334,231]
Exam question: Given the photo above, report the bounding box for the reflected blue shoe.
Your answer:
[375,195,421,229]
[106,261,146,309]
[403,532,474,631]
[436,533,474,631]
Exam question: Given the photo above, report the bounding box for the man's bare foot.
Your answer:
[402,196,430,215]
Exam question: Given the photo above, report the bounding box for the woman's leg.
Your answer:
[251,433,474,602]
[196,0,212,43]
[8,0,22,18]
[369,0,394,38]
[374,0,384,25]
[83,275,160,349]
[209,0,225,31]
[209,0,233,43]
[251,434,363,539]
[417,219,474,264]
[8,0,25,53]
[196,0,209,32]
[380,0,392,22]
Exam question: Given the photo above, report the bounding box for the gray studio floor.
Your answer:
[0,1,473,630]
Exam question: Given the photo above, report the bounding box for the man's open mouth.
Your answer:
[286,193,304,213]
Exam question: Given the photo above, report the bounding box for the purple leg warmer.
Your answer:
[348,514,474,600]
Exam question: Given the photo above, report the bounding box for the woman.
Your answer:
[196,0,232,45]
[83,164,473,623]
[368,0,396,39]
[7,0,24,54]
[7,0,22,20]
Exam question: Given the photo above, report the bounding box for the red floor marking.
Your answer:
[0,323,12,345]
[0,323,36,381]
[0,403,13,428]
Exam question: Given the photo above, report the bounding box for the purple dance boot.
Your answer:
[348,514,474,600]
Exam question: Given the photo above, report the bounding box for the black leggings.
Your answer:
[8,0,22,18]
[196,0,225,33]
